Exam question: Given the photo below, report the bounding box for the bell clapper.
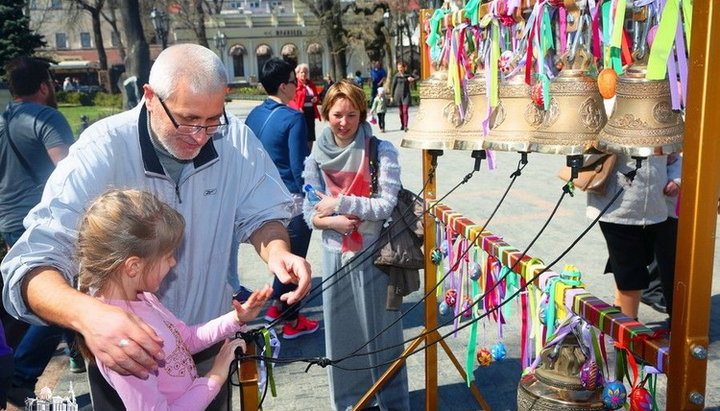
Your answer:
[471,150,487,172]
[566,154,584,180]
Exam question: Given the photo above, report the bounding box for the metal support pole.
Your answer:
[667,1,720,409]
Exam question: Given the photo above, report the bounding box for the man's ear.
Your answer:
[143,84,155,102]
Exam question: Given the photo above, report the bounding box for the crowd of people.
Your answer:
[0,44,685,411]
[0,47,416,410]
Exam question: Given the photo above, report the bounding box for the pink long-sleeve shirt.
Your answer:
[98,292,245,410]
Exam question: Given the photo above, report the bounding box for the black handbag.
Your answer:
[368,136,424,269]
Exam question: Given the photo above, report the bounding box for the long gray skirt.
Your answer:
[322,248,410,411]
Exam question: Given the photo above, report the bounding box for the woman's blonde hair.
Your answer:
[76,189,185,295]
[320,79,367,123]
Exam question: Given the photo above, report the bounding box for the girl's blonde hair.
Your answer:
[320,79,367,123]
[76,189,185,295]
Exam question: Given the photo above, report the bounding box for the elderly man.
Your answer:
[1,44,311,409]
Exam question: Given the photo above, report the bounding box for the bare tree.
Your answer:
[100,0,125,61]
[299,0,388,82]
[157,0,226,48]
[118,0,149,88]
[69,0,108,70]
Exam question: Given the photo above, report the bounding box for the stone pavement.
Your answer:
[10,100,720,411]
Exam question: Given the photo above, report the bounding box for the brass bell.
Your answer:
[530,49,607,155]
[453,72,489,151]
[517,333,605,410]
[597,61,684,156]
[483,74,537,153]
[401,70,457,150]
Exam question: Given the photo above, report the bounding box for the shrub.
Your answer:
[93,92,122,109]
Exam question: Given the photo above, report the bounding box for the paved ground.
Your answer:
[9,100,720,411]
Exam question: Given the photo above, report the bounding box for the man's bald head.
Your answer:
[148,44,227,101]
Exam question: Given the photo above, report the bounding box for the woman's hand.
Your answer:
[311,96,318,104]
[314,192,338,217]
[335,215,362,236]
[663,180,680,197]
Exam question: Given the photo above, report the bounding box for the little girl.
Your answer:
[370,86,388,133]
[76,189,271,410]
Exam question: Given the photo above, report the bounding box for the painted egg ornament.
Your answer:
[461,297,473,318]
[476,348,493,367]
[431,248,443,265]
[598,68,618,99]
[531,82,544,107]
[468,261,481,281]
[602,381,627,410]
[491,342,507,361]
[438,301,450,316]
[440,240,450,256]
[498,50,516,73]
[579,360,602,391]
[444,289,458,307]
[629,386,653,411]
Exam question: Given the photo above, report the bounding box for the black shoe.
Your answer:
[6,384,35,408]
[640,294,667,314]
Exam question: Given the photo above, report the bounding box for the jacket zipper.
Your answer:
[175,183,182,204]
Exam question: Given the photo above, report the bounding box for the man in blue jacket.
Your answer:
[245,58,319,340]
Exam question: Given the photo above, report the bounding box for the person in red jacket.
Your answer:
[288,63,321,150]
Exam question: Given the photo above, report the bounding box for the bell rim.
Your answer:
[595,140,684,157]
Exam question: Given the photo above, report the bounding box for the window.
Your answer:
[233,55,245,77]
[50,0,62,9]
[80,32,91,48]
[308,53,323,83]
[110,31,120,47]
[56,33,67,49]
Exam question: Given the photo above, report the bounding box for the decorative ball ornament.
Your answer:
[498,50,516,73]
[438,301,450,316]
[531,82,544,107]
[490,342,507,361]
[629,387,653,411]
[598,68,618,99]
[602,381,627,410]
[468,262,481,281]
[444,289,458,307]
[460,297,473,318]
[431,248,443,265]
[580,360,602,391]
[476,348,493,367]
[440,240,450,256]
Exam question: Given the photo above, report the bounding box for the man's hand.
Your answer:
[267,250,311,305]
[80,303,165,378]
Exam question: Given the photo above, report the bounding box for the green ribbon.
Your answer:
[463,0,481,26]
[502,266,519,318]
[611,0,626,74]
[647,0,680,80]
[491,21,500,107]
[682,0,692,46]
[427,8,451,61]
[465,247,480,386]
[260,328,277,397]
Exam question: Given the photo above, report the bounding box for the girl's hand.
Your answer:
[314,192,338,217]
[206,338,247,385]
[232,284,273,323]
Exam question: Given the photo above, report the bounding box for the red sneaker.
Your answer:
[264,305,281,322]
[282,315,319,339]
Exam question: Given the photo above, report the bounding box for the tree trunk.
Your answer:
[90,9,108,70]
[195,1,209,48]
[118,0,149,88]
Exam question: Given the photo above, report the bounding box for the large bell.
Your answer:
[453,72,489,150]
[517,333,605,410]
[530,51,607,155]
[482,74,537,152]
[401,70,457,150]
[597,62,684,156]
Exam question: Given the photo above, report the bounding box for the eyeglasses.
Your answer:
[158,98,229,136]
[286,79,297,85]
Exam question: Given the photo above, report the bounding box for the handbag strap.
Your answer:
[369,136,380,196]
[2,109,42,186]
